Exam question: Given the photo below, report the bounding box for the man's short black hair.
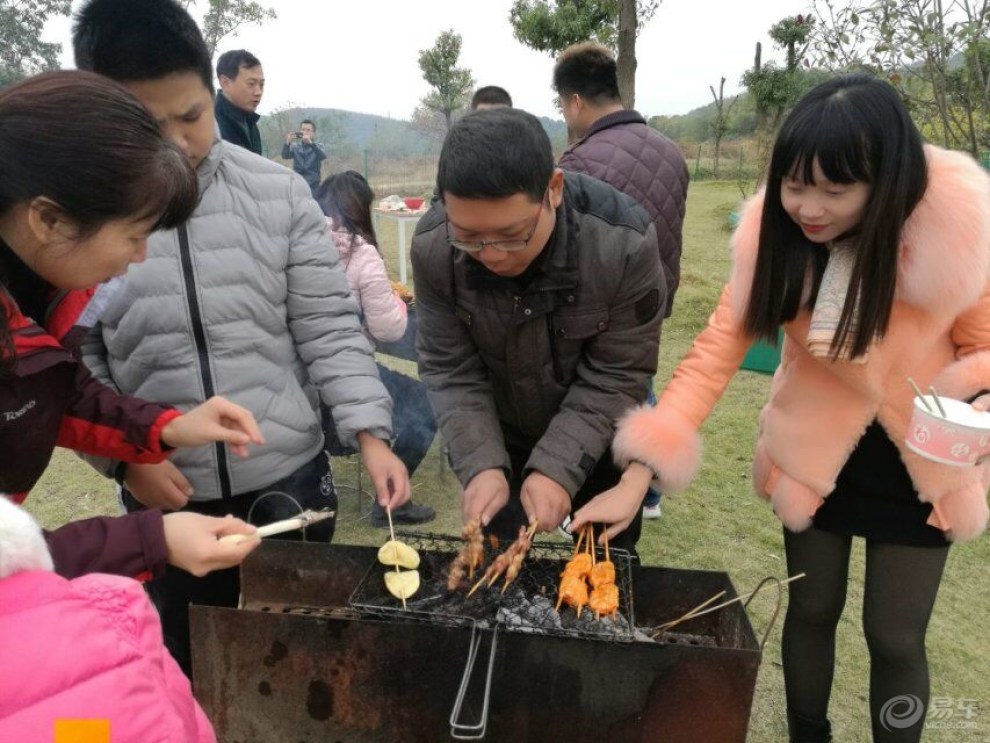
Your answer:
[471,85,513,109]
[216,49,262,82]
[437,108,553,203]
[73,0,213,92]
[552,42,621,104]
[301,118,316,131]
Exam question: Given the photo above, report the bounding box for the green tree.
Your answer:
[708,77,738,178]
[743,15,816,132]
[0,0,71,86]
[182,0,277,58]
[417,29,474,132]
[809,0,990,154]
[509,0,659,109]
[741,15,819,189]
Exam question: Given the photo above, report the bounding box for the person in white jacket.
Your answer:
[318,171,437,527]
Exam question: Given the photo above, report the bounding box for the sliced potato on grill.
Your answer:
[378,540,420,569]
[385,569,421,600]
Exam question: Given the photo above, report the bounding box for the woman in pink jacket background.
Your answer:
[0,496,215,742]
[572,74,990,742]
[317,171,437,527]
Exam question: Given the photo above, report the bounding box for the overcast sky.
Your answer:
[46,0,817,120]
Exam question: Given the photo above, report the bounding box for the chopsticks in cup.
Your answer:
[907,377,934,414]
[218,508,335,545]
[928,386,948,418]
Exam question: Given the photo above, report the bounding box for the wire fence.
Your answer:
[312,140,768,196]
[677,139,764,182]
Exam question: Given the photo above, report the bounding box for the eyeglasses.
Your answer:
[445,190,549,253]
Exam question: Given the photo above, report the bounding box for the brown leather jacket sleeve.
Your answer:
[44,509,168,580]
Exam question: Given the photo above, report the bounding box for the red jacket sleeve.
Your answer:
[55,360,181,463]
[44,509,168,580]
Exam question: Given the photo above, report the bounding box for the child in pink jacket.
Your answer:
[317,171,437,527]
[0,496,215,742]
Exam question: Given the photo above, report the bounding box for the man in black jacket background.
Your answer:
[215,49,264,155]
[282,119,326,195]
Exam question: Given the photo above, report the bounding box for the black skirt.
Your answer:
[812,420,950,548]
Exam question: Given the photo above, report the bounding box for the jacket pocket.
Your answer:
[260,370,321,456]
[547,309,610,384]
[752,441,777,502]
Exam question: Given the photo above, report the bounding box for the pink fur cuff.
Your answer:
[612,404,702,493]
[931,350,990,401]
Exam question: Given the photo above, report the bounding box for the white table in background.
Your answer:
[371,208,428,285]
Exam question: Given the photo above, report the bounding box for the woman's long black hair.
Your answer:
[0,70,198,369]
[743,73,928,359]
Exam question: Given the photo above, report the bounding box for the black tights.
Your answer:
[782,527,949,742]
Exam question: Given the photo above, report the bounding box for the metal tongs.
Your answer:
[218,508,335,545]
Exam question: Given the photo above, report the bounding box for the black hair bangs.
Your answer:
[773,96,876,187]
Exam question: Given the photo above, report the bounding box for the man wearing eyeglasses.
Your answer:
[411,108,665,552]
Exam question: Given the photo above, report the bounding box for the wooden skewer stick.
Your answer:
[603,527,610,563]
[572,524,585,556]
[500,521,540,594]
[907,377,933,412]
[487,557,510,588]
[588,523,595,565]
[928,385,948,418]
[655,573,807,635]
[385,505,406,610]
[466,576,486,598]
[652,591,727,636]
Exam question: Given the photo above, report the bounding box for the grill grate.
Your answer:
[348,532,636,643]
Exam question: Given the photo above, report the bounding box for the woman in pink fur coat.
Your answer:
[573,74,990,742]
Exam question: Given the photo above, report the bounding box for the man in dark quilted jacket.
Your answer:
[554,42,688,319]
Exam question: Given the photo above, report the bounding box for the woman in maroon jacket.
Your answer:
[0,71,265,579]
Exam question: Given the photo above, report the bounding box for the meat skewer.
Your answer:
[447,518,485,591]
[500,522,538,593]
[466,522,537,597]
[463,518,485,579]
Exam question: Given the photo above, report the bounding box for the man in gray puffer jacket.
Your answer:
[413,109,664,553]
[554,42,688,319]
[72,0,410,677]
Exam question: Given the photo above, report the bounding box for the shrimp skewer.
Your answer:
[588,526,615,587]
[589,529,619,619]
[555,572,590,616]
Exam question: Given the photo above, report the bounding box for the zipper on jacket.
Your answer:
[178,225,233,499]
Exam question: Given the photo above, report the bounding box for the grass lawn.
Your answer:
[25,181,989,742]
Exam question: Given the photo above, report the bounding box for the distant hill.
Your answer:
[261,107,569,156]
[649,93,758,143]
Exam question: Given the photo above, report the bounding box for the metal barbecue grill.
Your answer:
[348,532,636,643]
[190,540,766,742]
